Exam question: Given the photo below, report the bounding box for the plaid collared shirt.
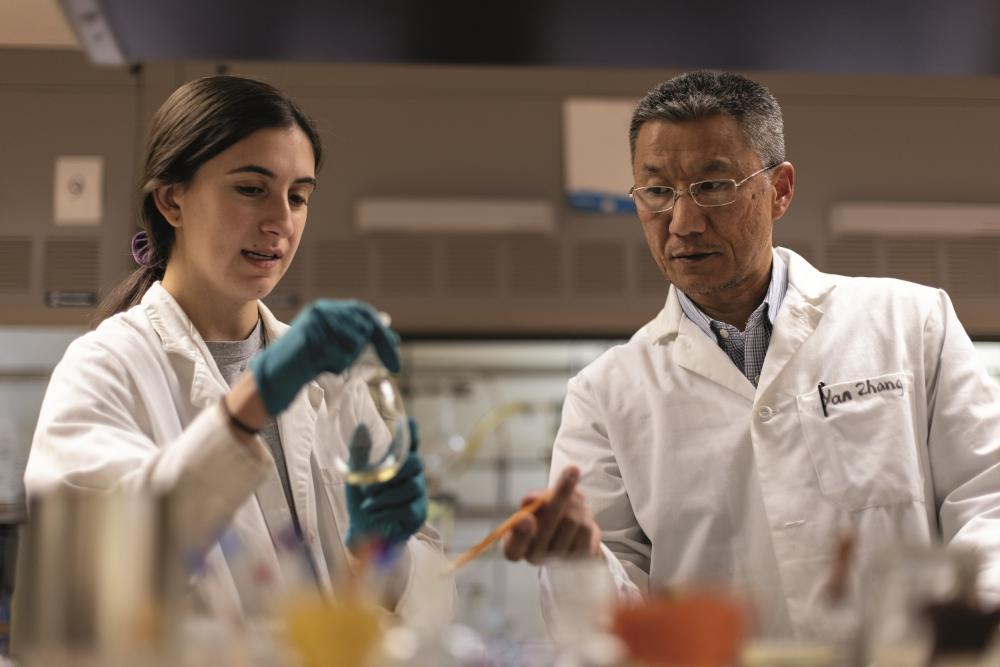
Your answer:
[676,249,788,387]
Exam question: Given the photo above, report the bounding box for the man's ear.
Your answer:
[770,162,795,222]
[152,183,185,228]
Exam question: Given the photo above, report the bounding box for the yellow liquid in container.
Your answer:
[281,594,383,667]
[341,458,402,486]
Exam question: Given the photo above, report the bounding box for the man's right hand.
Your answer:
[502,466,602,564]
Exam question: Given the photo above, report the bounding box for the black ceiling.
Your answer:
[62,0,1000,76]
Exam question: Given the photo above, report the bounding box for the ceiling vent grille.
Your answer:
[884,241,940,287]
[44,237,99,292]
[571,241,625,295]
[945,242,1000,296]
[507,237,562,295]
[635,243,667,294]
[443,238,501,295]
[377,237,435,294]
[313,239,369,295]
[823,239,878,277]
[0,237,32,292]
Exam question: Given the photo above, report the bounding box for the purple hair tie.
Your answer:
[131,230,156,268]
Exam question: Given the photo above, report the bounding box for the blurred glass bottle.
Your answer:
[867,544,984,667]
[0,519,18,658]
[544,556,627,667]
[0,416,26,659]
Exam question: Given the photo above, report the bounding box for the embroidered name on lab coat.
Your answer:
[820,377,905,415]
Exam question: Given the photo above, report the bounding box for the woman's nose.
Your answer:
[261,196,294,236]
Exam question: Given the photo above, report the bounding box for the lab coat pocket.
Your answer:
[796,371,924,510]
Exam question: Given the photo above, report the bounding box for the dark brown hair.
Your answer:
[92,75,323,325]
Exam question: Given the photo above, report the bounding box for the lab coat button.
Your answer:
[757,406,774,420]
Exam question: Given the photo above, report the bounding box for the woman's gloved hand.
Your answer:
[250,299,400,416]
[345,418,428,549]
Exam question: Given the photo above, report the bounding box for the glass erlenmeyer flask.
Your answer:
[329,348,411,486]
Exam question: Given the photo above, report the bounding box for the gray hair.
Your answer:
[629,71,785,168]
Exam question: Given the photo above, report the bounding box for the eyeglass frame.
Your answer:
[628,162,782,214]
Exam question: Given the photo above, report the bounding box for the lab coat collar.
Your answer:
[647,287,684,345]
[141,281,292,360]
[675,313,758,401]
[645,246,836,345]
[141,283,293,404]
[645,284,756,400]
[643,247,836,401]
[141,281,208,362]
[141,282,231,408]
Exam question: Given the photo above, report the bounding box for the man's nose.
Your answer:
[667,190,706,236]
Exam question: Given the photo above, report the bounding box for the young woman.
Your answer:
[24,75,452,620]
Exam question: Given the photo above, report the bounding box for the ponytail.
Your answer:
[90,265,162,328]
[90,228,166,328]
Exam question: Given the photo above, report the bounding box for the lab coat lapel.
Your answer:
[276,383,321,541]
[756,248,836,395]
[755,295,824,395]
[674,319,757,401]
[141,282,230,409]
[652,287,756,401]
[258,301,321,543]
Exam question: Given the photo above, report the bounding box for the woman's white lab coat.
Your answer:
[542,247,1000,643]
[25,282,453,620]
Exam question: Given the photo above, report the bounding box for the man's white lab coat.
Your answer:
[542,247,1000,643]
[25,282,453,620]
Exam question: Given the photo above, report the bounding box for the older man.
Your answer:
[503,70,1000,644]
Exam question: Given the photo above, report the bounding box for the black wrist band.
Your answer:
[221,399,260,436]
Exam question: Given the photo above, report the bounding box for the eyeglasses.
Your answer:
[629,163,781,214]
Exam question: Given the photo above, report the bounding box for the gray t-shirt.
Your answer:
[205,321,302,536]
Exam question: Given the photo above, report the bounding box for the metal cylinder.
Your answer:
[13,487,169,663]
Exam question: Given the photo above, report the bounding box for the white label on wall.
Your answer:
[54,155,103,225]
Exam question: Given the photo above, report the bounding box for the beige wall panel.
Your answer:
[3,51,1000,334]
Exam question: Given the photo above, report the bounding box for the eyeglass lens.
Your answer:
[633,180,737,212]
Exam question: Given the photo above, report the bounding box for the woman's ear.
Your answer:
[152,184,185,228]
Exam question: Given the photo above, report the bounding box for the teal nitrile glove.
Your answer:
[250,299,400,416]
[345,418,428,549]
